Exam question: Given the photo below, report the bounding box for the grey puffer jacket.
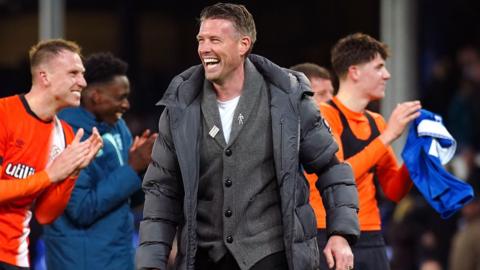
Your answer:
[136,54,359,270]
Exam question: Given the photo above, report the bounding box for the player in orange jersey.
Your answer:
[306,33,421,270]
[0,39,102,269]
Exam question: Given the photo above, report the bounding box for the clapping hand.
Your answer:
[129,129,158,173]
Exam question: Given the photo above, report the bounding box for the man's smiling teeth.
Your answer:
[204,58,219,65]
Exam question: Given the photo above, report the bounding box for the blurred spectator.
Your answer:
[449,193,480,269]
[388,192,458,270]
[420,258,443,270]
[290,62,334,104]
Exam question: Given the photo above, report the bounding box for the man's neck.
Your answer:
[336,84,370,113]
[25,87,57,121]
[212,66,245,102]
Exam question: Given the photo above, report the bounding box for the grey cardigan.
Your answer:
[136,54,359,270]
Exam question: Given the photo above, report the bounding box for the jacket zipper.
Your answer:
[280,117,284,171]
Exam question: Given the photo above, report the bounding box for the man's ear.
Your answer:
[238,36,252,56]
[37,69,50,87]
[348,65,360,82]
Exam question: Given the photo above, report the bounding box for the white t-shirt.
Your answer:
[217,96,240,143]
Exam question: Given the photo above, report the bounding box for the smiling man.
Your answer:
[0,39,102,270]
[136,3,360,270]
[306,33,422,270]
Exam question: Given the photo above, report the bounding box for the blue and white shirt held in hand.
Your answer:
[402,109,474,219]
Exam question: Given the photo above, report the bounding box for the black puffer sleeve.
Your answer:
[136,109,184,269]
[298,94,360,244]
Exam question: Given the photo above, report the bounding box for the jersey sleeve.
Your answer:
[367,115,413,201]
[0,171,52,203]
[375,150,413,202]
[34,176,76,224]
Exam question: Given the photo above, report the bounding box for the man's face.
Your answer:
[197,18,246,85]
[356,53,391,100]
[310,77,334,104]
[45,50,86,108]
[93,75,131,125]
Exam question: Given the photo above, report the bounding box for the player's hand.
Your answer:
[380,100,421,145]
[76,127,103,170]
[45,128,89,183]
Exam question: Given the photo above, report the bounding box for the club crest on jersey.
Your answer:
[5,163,35,179]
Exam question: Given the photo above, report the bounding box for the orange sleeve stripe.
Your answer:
[0,170,51,204]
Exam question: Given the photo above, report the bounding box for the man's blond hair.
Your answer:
[29,39,82,74]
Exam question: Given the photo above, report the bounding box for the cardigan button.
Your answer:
[225,178,232,187]
[225,209,232,217]
[226,236,233,243]
[225,148,232,156]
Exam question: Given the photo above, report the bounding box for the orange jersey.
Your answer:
[307,96,412,231]
[0,95,76,267]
